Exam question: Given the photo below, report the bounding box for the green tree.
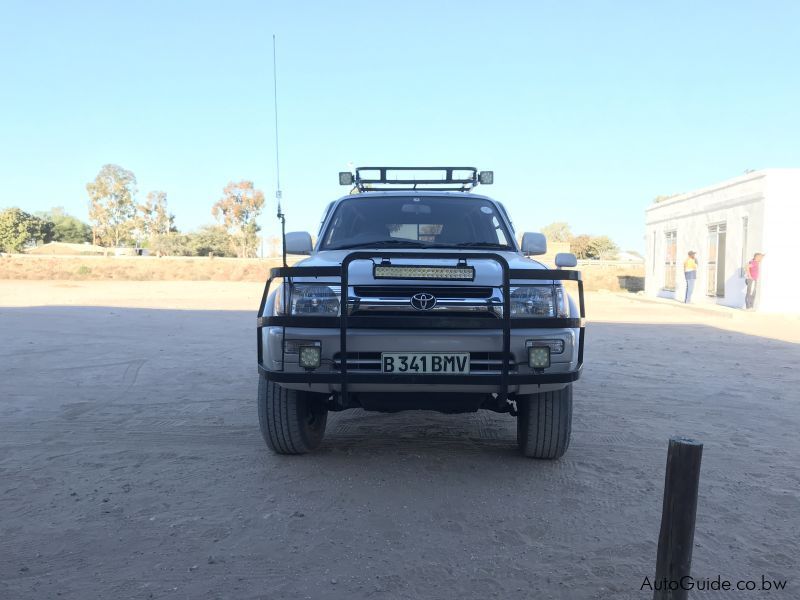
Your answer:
[586,235,619,260]
[134,191,175,248]
[569,234,593,259]
[138,191,174,236]
[540,221,573,243]
[0,208,54,252]
[39,208,92,243]
[148,226,237,257]
[212,181,265,258]
[568,233,620,260]
[149,233,193,257]
[86,164,138,247]
[189,225,238,257]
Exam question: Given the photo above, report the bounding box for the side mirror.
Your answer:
[555,252,578,268]
[521,232,547,256]
[285,231,313,255]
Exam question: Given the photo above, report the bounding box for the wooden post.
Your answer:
[654,437,703,600]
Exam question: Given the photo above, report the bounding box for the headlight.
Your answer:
[292,285,340,315]
[510,285,567,318]
[273,284,341,316]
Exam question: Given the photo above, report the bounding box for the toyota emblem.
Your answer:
[410,292,437,311]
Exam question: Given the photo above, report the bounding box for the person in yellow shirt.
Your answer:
[683,251,697,303]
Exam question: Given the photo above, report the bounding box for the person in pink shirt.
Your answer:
[744,252,764,310]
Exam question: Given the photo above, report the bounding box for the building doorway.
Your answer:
[663,230,677,291]
[707,223,727,297]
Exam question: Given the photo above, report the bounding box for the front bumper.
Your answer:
[257,251,585,400]
[259,325,581,395]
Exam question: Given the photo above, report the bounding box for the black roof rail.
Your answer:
[338,167,493,193]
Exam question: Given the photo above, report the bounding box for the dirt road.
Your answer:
[1,282,798,599]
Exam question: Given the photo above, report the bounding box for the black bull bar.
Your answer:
[257,252,585,402]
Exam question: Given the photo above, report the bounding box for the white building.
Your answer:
[644,169,800,313]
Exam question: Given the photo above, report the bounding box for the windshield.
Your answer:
[320,196,514,250]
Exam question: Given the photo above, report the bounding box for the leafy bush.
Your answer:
[188,225,237,257]
[149,225,237,257]
[149,233,195,256]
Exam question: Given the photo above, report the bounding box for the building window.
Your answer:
[707,223,727,297]
[663,230,677,291]
[740,216,748,277]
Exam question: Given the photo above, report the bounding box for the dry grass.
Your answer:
[0,255,289,282]
[0,254,644,291]
[26,242,107,256]
[577,262,645,292]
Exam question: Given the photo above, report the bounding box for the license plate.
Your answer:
[381,352,470,374]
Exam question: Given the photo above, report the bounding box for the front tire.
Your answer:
[258,376,328,454]
[516,385,572,459]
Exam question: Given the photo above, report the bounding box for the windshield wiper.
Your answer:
[327,239,432,250]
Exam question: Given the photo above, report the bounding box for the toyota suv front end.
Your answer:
[256,168,585,459]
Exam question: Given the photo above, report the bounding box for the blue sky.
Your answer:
[1,0,798,252]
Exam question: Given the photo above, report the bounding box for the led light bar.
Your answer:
[373,265,475,281]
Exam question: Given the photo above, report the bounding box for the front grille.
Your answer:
[469,352,517,372]
[332,352,516,374]
[333,352,382,371]
[349,310,499,318]
[353,286,493,299]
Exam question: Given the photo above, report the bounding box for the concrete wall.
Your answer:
[644,171,771,309]
[759,170,800,313]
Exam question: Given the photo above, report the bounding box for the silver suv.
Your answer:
[257,167,585,459]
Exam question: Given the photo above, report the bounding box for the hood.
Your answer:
[291,249,554,286]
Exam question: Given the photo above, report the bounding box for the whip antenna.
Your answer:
[272,34,286,267]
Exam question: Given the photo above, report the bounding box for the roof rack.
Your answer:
[338,167,493,193]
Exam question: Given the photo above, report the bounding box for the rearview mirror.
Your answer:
[521,232,547,256]
[555,252,577,268]
[285,231,313,255]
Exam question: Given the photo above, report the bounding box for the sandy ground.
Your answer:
[1,281,798,599]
